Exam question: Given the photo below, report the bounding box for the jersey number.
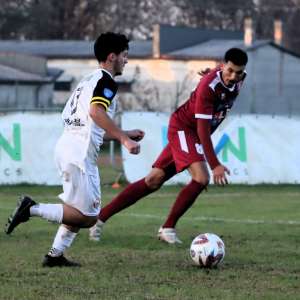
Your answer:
[70,87,83,115]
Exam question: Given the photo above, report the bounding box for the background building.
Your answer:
[0,52,62,110]
[0,22,299,115]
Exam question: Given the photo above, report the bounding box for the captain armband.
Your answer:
[90,96,111,111]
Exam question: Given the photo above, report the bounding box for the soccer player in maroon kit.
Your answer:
[90,47,248,243]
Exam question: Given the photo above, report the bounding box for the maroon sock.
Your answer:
[162,180,206,228]
[99,178,154,222]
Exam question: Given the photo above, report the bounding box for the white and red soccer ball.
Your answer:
[190,233,225,268]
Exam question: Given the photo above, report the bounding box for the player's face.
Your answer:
[114,50,128,76]
[221,61,245,87]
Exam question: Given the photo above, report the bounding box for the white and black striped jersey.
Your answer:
[57,69,118,169]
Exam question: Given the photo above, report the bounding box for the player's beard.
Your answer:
[115,64,124,76]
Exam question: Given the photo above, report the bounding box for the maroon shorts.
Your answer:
[153,125,205,173]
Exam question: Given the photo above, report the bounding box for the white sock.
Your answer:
[48,225,77,257]
[30,203,63,223]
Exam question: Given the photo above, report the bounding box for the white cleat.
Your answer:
[157,227,182,244]
[89,220,105,241]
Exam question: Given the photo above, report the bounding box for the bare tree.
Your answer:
[172,71,196,111]
[1,0,300,54]
[118,66,198,113]
[118,66,162,112]
[0,0,29,38]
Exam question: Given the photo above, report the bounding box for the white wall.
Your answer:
[49,58,217,111]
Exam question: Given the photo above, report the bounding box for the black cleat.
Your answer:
[5,196,36,234]
[42,254,81,267]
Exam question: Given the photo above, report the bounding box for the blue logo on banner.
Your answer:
[103,88,114,98]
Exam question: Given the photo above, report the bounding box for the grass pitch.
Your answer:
[0,184,299,300]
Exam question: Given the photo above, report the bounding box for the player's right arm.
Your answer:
[89,104,140,154]
[194,83,230,185]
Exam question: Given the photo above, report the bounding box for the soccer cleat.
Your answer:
[42,254,81,267]
[89,219,105,241]
[157,227,182,244]
[5,196,36,234]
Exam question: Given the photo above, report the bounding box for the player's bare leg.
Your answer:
[60,204,97,228]
[187,161,210,185]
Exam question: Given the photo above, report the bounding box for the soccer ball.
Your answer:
[190,233,225,268]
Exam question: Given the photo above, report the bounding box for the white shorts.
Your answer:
[57,160,101,216]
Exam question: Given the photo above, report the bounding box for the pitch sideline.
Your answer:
[120,212,300,226]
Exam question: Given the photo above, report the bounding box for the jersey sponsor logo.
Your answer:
[64,118,85,127]
[103,88,114,98]
[195,143,204,155]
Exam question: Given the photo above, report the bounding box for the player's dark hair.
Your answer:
[224,48,248,66]
[94,32,129,62]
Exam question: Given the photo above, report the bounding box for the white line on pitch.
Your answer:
[120,213,300,226]
[8,191,298,200]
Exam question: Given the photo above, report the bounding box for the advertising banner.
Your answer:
[1,112,299,185]
[0,112,62,185]
[121,112,300,184]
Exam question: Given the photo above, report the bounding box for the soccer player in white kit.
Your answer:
[5,32,144,267]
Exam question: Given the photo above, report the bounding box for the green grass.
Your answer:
[0,184,300,300]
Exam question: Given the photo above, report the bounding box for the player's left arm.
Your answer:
[197,118,230,185]
[195,85,230,185]
[90,77,141,154]
[124,129,145,141]
[90,104,140,154]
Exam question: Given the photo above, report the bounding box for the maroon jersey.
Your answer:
[170,67,246,170]
[172,68,245,132]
